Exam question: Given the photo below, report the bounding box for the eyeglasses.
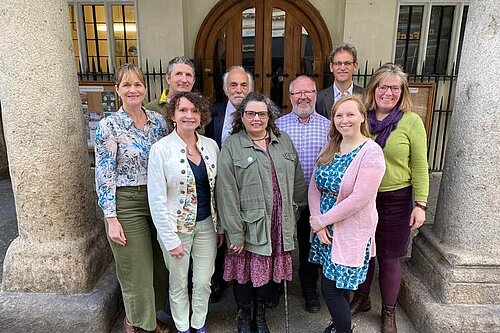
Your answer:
[377,85,401,93]
[332,61,354,67]
[289,90,316,97]
[244,111,269,119]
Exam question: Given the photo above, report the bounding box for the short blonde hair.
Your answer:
[115,63,146,87]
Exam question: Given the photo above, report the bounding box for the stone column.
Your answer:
[400,1,500,332]
[0,0,110,293]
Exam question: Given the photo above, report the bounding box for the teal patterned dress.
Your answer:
[308,143,371,290]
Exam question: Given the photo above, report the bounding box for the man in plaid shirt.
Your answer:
[276,75,330,313]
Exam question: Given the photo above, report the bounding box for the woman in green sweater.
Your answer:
[350,63,429,333]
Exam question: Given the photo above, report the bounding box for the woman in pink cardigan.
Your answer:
[309,95,385,333]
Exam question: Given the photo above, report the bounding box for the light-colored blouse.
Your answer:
[94,107,168,217]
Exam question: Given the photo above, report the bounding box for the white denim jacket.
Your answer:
[148,130,219,251]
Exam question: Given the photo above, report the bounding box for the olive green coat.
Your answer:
[216,130,307,256]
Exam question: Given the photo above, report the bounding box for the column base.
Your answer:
[399,260,500,333]
[2,226,111,293]
[409,226,500,304]
[0,264,122,333]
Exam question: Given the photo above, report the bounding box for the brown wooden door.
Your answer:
[195,0,331,113]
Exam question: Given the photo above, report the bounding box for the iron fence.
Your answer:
[78,58,458,171]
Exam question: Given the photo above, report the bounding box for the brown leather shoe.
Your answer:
[123,316,142,333]
[381,304,397,333]
[155,319,171,333]
[349,291,371,316]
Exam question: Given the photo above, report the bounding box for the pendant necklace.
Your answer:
[187,148,194,156]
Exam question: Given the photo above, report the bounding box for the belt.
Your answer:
[324,191,337,199]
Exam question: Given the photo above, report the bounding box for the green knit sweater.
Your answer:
[375,111,429,202]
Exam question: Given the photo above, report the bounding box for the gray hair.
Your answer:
[222,65,254,92]
[166,56,195,76]
[328,42,358,64]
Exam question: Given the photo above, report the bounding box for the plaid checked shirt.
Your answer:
[276,112,330,186]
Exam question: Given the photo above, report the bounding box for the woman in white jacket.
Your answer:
[148,92,222,333]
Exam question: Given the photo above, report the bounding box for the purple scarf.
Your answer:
[368,107,403,148]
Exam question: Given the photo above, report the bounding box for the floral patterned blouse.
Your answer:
[94,107,168,217]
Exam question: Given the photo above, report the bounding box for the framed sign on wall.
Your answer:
[408,82,435,142]
[79,81,119,149]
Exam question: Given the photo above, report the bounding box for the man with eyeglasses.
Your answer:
[316,43,364,118]
[204,65,253,304]
[276,75,330,313]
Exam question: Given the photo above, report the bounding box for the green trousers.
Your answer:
[106,186,168,331]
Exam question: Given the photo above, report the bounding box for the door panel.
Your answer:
[195,0,331,113]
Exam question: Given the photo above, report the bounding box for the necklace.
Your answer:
[187,148,194,156]
[251,133,268,142]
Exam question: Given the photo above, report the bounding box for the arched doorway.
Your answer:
[195,0,331,112]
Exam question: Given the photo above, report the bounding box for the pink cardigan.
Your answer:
[308,139,386,267]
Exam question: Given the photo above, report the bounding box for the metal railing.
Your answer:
[78,58,458,171]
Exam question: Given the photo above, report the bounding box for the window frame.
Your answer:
[68,0,139,73]
[395,0,469,75]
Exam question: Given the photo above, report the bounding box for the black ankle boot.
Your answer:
[253,298,270,333]
[236,302,252,333]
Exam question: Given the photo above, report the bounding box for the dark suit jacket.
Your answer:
[205,101,228,148]
[315,84,364,119]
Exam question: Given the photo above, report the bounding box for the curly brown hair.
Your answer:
[165,91,212,128]
[231,92,281,137]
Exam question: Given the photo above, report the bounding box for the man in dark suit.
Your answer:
[316,43,364,119]
[205,65,253,303]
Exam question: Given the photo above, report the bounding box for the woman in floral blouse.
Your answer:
[94,63,169,333]
[148,92,221,333]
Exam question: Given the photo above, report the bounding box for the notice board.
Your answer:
[79,82,119,149]
[408,82,435,143]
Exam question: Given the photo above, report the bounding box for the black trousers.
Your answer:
[321,275,351,333]
[233,280,273,306]
[211,238,227,288]
[297,206,320,295]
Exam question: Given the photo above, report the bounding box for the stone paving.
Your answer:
[1,175,442,332]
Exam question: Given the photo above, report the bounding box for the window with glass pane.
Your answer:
[242,8,256,75]
[455,6,468,73]
[424,6,455,75]
[395,6,423,74]
[112,5,137,67]
[213,28,227,103]
[301,27,314,76]
[68,5,80,72]
[270,9,285,107]
[82,5,108,72]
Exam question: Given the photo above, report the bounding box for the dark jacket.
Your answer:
[205,101,228,148]
[316,84,364,119]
